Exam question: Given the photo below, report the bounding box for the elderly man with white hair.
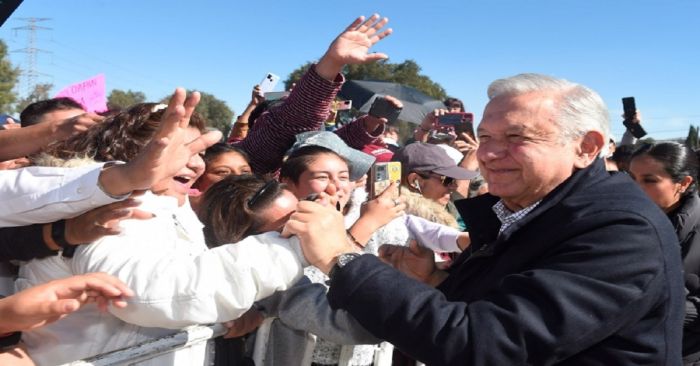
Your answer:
[285,73,684,365]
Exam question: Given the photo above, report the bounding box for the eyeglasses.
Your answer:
[247,180,278,208]
[428,173,456,187]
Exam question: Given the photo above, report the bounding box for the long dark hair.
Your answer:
[41,103,207,162]
[200,175,285,247]
[202,142,250,166]
[632,141,699,196]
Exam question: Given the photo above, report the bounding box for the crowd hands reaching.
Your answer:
[0,11,697,366]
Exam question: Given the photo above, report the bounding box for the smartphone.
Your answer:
[369,162,401,199]
[438,112,475,139]
[334,100,353,127]
[264,91,289,101]
[259,73,280,94]
[368,96,402,124]
[621,97,647,138]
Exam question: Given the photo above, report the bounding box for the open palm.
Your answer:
[326,14,392,66]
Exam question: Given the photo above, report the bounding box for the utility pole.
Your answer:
[12,17,51,97]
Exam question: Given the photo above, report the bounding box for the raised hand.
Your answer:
[364,95,403,132]
[0,273,134,334]
[251,85,264,106]
[98,88,222,196]
[317,14,393,80]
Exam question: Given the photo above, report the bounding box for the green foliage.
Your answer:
[14,83,53,113]
[284,62,313,91]
[0,40,20,113]
[107,89,146,110]
[686,125,699,149]
[284,59,447,100]
[193,92,235,134]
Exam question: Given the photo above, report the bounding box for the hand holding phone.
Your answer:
[334,100,353,127]
[259,73,280,94]
[437,112,475,140]
[369,96,402,124]
[621,97,647,138]
[369,162,401,199]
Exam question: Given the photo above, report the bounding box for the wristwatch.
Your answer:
[328,252,362,281]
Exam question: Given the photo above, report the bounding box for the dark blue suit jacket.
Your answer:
[328,159,684,365]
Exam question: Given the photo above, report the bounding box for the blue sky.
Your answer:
[1,0,698,140]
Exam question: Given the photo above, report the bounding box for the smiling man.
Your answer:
[287,73,685,365]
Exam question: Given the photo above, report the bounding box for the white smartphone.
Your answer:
[259,73,280,94]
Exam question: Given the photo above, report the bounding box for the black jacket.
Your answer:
[328,159,684,365]
[0,224,56,261]
[668,193,700,361]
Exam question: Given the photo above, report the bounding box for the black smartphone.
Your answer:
[437,112,475,140]
[368,96,402,124]
[621,97,647,138]
[622,97,636,120]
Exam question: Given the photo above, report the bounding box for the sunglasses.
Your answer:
[247,180,278,208]
[428,173,456,187]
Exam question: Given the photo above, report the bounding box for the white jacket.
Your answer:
[17,192,306,365]
[0,163,121,227]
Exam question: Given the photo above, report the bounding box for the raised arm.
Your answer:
[238,14,392,175]
[0,88,220,227]
[0,113,103,161]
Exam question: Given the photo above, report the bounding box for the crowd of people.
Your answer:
[0,12,698,366]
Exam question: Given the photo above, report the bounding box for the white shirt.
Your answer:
[17,192,306,365]
[0,163,120,227]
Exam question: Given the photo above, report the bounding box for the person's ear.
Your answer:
[574,131,605,169]
[679,175,694,195]
[407,172,422,192]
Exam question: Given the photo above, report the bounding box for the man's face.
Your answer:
[476,91,580,211]
[38,108,85,125]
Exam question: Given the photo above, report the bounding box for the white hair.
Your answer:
[487,73,610,156]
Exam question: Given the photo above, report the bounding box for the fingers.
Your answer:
[281,218,305,238]
[384,95,403,109]
[181,91,201,128]
[129,208,155,220]
[364,15,388,37]
[187,130,223,156]
[46,299,81,316]
[408,239,431,256]
[162,88,187,133]
[378,243,400,260]
[355,14,379,32]
[364,53,389,62]
[370,28,393,44]
[377,181,400,198]
[345,15,365,32]
[69,272,134,299]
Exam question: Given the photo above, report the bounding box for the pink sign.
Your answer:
[54,74,107,113]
